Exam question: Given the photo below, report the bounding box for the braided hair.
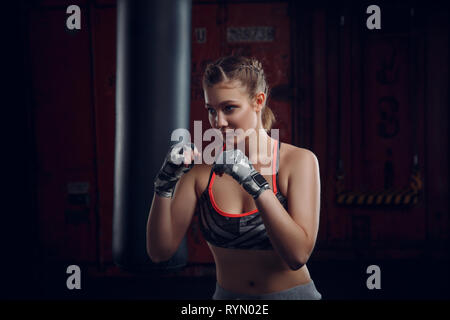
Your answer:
[202,55,275,133]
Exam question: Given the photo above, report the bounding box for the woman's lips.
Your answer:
[221,129,234,136]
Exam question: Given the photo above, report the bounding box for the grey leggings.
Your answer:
[212,280,322,300]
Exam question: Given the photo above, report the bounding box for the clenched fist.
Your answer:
[154,142,200,198]
[213,148,270,200]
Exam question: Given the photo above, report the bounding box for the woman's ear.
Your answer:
[254,92,266,112]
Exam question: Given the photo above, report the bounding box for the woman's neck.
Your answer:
[240,129,274,169]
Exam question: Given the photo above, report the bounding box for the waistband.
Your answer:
[213,280,322,300]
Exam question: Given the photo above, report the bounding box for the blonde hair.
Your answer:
[202,55,276,132]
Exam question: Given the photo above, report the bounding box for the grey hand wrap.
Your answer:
[154,143,195,198]
[213,148,270,200]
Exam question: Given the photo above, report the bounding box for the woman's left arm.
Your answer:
[255,149,321,270]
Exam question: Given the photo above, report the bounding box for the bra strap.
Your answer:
[275,139,282,194]
[207,143,226,189]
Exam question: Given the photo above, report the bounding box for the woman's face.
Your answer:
[204,81,263,145]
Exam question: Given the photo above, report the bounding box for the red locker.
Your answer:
[29,7,98,263]
[314,5,430,259]
[361,36,425,243]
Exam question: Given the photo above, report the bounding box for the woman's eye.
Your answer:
[224,105,236,112]
[207,108,216,114]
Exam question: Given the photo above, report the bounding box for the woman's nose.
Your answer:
[215,112,228,128]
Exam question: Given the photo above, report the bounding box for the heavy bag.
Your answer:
[113,0,192,272]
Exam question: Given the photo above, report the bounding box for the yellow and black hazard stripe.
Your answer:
[336,187,420,207]
[336,171,422,207]
[409,169,422,192]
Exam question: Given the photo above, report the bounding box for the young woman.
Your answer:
[147,56,322,300]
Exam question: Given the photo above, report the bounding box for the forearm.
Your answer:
[147,142,198,262]
[146,193,174,262]
[255,189,310,270]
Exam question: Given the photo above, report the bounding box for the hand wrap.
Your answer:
[154,142,196,198]
[213,148,270,200]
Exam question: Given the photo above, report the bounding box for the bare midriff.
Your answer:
[208,243,312,295]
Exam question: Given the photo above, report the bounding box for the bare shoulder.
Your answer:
[281,142,317,161]
[280,142,319,174]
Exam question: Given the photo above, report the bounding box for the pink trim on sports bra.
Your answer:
[208,139,279,218]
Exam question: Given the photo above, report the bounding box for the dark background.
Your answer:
[2,0,449,300]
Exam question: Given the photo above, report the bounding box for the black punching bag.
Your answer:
[113,0,191,272]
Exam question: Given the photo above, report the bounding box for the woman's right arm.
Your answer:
[146,145,199,263]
